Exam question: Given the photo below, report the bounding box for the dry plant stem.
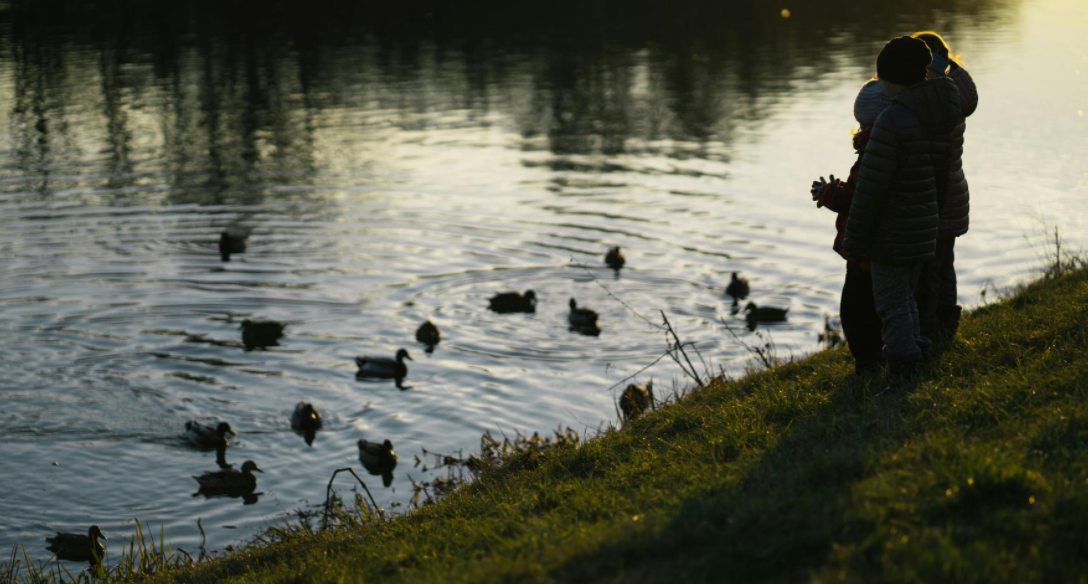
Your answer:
[322,467,384,530]
[661,310,704,389]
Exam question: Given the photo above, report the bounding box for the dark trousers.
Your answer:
[918,236,958,337]
[840,262,883,370]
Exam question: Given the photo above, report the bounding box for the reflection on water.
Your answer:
[4,0,1086,568]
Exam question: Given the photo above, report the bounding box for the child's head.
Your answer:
[911,30,950,58]
[876,36,931,87]
[852,79,890,150]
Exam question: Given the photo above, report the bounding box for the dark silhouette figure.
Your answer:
[488,290,536,313]
[240,319,286,350]
[358,438,397,487]
[743,301,789,331]
[185,420,235,469]
[219,228,248,261]
[355,348,413,389]
[605,246,626,271]
[568,298,601,336]
[290,401,323,446]
[725,272,750,307]
[46,525,105,565]
[193,459,262,500]
[415,320,441,351]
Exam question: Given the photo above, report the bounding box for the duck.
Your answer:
[743,301,789,330]
[568,298,601,336]
[415,320,441,347]
[725,272,750,306]
[358,438,397,486]
[240,319,286,350]
[45,525,106,565]
[619,382,655,423]
[355,348,412,389]
[290,402,322,433]
[219,228,248,262]
[185,421,235,450]
[488,290,536,313]
[193,460,262,495]
[605,246,626,270]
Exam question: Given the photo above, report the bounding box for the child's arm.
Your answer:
[843,120,897,258]
[948,64,978,118]
[815,175,853,213]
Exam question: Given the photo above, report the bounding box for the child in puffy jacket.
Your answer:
[810,79,890,374]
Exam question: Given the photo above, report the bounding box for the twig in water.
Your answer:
[662,310,704,388]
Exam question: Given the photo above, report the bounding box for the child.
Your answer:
[810,79,891,374]
[843,36,966,379]
[911,30,977,341]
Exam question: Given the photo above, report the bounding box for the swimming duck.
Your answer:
[605,246,626,270]
[355,348,412,389]
[358,439,397,486]
[415,320,441,347]
[45,525,106,565]
[240,319,286,350]
[185,421,235,450]
[568,298,601,336]
[744,301,789,330]
[725,272,750,305]
[488,290,536,313]
[619,382,655,423]
[219,228,248,262]
[290,402,322,446]
[193,460,262,495]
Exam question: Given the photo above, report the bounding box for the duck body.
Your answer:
[240,319,286,350]
[185,420,235,450]
[358,439,397,486]
[744,301,789,330]
[619,382,655,422]
[355,348,412,388]
[219,228,248,262]
[488,290,536,314]
[568,298,601,336]
[415,320,441,347]
[605,246,626,270]
[725,272,750,304]
[193,460,262,495]
[46,525,106,564]
[290,402,322,433]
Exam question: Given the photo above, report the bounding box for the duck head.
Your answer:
[240,460,263,475]
[216,422,236,438]
[88,525,106,541]
[569,298,578,310]
[395,348,413,362]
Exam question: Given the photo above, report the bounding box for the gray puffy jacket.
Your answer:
[843,77,966,263]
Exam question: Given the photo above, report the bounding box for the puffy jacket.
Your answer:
[939,65,976,237]
[843,77,966,263]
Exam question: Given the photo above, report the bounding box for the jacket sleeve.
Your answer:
[815,176,853,213]
[843,116,898,257]
[949,67,978,118]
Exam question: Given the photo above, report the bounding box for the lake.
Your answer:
[1,0,1085,567]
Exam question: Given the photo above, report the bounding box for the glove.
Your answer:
[929,52,950,75]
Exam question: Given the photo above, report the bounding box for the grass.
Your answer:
[8,266,1088,583]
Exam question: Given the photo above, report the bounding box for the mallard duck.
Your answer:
[219,228,248,262]
[605,246,626,270]
[45,525,106,565]
[725,272,750,305]
[568,298,601,336]
[744,301,789,330]
[240,319,285,350]
[488,290,536,313]
[193,460,262,495]
[358,438,397,485]
[290,402,322,446]
[415,320,441,347]
[355,348,412,389]
[619,382,654,422]
[185,421,235,450]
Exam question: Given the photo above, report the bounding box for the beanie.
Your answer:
[853,79,891,126]
[876,36,931,85]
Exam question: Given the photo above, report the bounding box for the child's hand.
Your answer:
[810,176,828,200]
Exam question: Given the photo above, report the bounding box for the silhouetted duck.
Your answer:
[488,290,536,313]
[744,301,789,330]
[605,246,626,270]
[45,525,106,565]
[355,348,412,389]
[568,298,601,336]
[240,319,286,350]
[185,421,235,450]
[725,272,750,306]
[291,402,322,446]
[619,382,655,423]
[358,438,397,486]
[415,320,441,348]
[219,228,248,262]
[193,460,262,495]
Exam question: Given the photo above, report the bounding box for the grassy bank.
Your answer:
[21,267,1088,583]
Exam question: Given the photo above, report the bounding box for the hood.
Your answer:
[894,77,964,133]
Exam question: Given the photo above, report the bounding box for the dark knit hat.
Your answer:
[876,36,931,85]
